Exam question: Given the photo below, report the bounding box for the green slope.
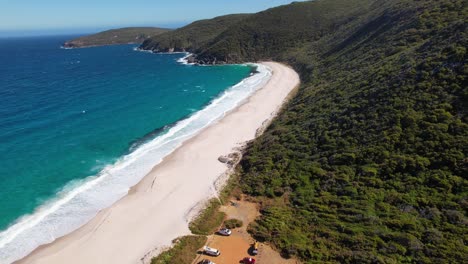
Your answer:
[144,0,467,262]
[140,14,251,52]
[63,27,170,48]
[235,0,467,262]
[194,0,373,65]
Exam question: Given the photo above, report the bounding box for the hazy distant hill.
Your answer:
[140,14,251,52]
[142,0,467,262]
[63,27,170,48]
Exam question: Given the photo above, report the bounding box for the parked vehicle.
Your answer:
[252,241,259,255]
[242,257,256,264]
[203,246,220,256]
[217,228,232,236]
[199,259,215,264]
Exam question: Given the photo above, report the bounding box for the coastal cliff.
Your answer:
[63,27,170,48]
[142,0,467,262]
[140,14,250,53]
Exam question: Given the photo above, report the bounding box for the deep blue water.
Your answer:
[0,36,251,238]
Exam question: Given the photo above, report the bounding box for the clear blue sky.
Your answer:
[0,0,298,36]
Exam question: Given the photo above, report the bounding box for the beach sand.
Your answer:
[17,61,300,264]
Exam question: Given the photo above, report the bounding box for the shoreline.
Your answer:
[0,59,267,264]
[16,61,300,264]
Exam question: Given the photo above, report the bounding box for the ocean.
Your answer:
[0,35,270,263]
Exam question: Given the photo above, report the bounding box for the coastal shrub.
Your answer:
[224,218,243,229]
[218,172,241,204]
[151,235,207,264]
[189,199,226,235]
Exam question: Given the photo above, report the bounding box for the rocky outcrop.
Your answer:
[148,47,187,53]
[218,152,242,168]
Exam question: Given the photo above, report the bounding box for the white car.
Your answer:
[203,246,220,256]
[218,228,232,236]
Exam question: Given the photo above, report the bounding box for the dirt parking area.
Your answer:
[192,197,299,264]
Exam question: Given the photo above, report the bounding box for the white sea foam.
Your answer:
[176,53,194,65]
[0,63,271,264]
[133,47,153,53]
[133,48,193,64]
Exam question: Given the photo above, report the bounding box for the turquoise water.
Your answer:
[0,35,262,262]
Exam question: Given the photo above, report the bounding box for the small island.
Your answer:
[63,27,171,48]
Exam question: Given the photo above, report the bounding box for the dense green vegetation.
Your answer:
[224,218,243,229]
[189,198,226,235]
[195,0,373,65]
[144,0,467,262]
[63,27,170,48]
[151,235,207,264]
[238,0,467,263]
[141,14,250,52]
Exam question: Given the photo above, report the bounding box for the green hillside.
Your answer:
[195,0,373,65]
[143,0,468,262]
[140,14,251,52]
[237,0,468,262]
[63,27,170,48]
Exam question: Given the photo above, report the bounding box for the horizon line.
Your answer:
[0,22,188,38]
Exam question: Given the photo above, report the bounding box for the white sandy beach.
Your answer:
[17,61,300,264]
